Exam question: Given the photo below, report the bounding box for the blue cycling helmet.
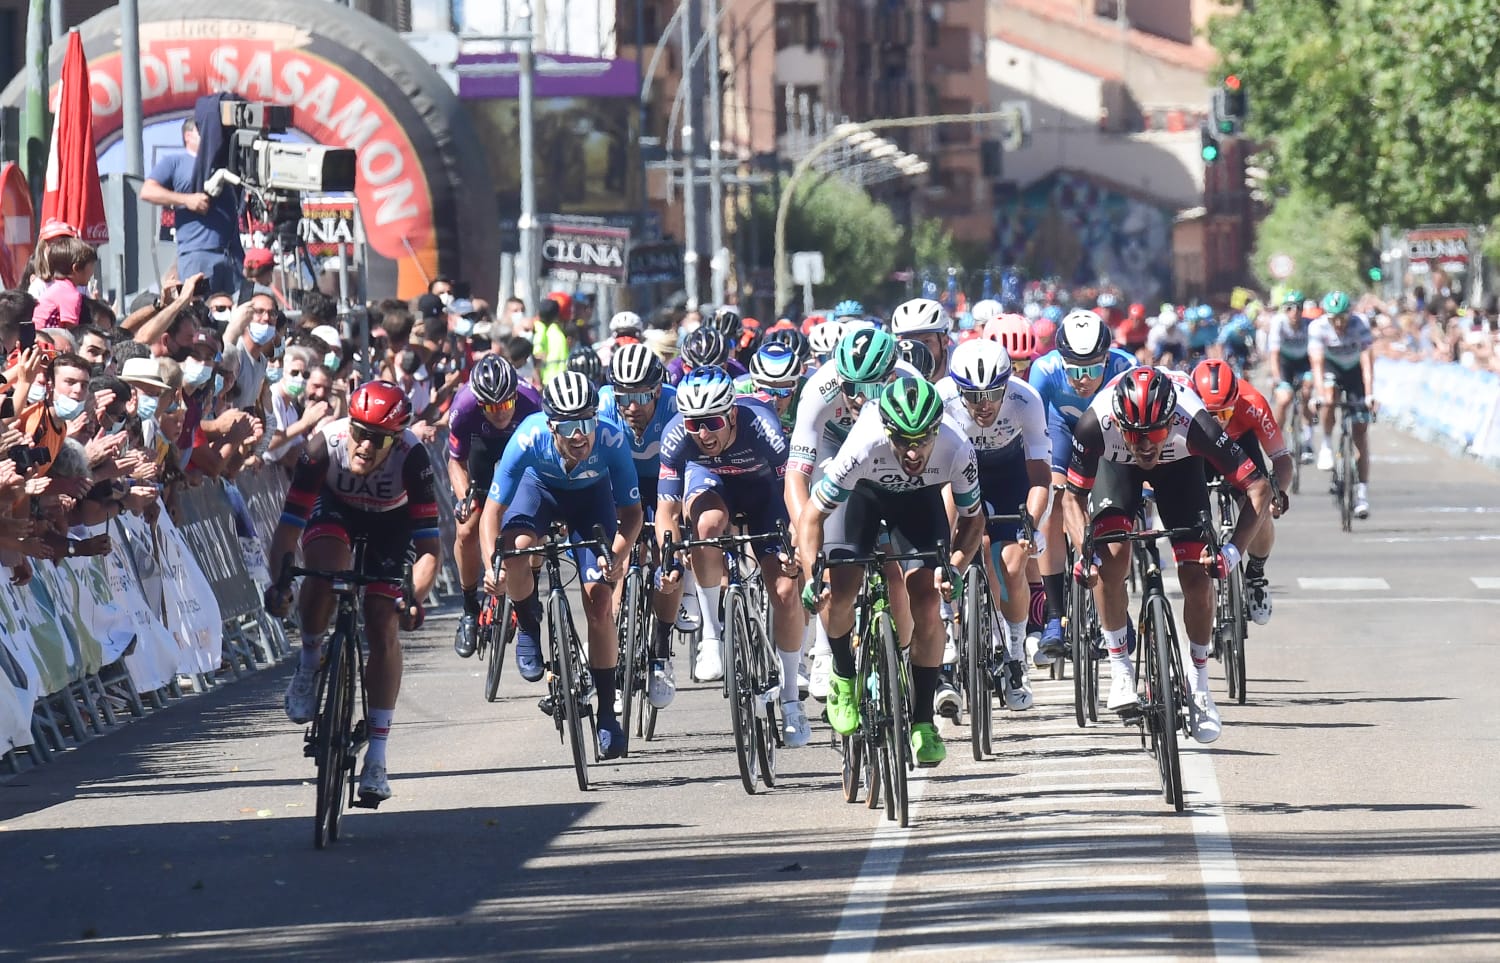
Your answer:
[1042,305,1064,322]
[1196,304,1215,322]
[832,299,865,320]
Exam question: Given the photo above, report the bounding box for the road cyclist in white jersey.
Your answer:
[786,327,922,698]
[889,296,954,381]
[1307,290,1376,518]
[799,377,985,767]
[1265,290,1315,459]
[938,338,1053,714]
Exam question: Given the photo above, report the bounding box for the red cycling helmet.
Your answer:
[1031,318,1058,354]
[1128,302,1146,321]
[1112,367,1176,431]
[1191,359,1239,413]
[349,380,413,434]
[984,314,1038,360]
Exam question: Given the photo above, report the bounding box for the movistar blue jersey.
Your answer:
[1189,323,1221,353]
[488,411,640,508]
[598,383,678,484]
[1027,347,1138,429]
[1217,315,1255,348]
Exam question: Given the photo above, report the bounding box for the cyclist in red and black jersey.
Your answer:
[264,380,441,805]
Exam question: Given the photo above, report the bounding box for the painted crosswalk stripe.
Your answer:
[1296,577,1389,590]
[1471,577,1500,589]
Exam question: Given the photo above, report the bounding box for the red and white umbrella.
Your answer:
[41,30,107,245]
[0,163,35,288]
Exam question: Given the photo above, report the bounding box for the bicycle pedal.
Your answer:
[537,696,556,718]
[351,794,383,810]
[1115,701,1145,723]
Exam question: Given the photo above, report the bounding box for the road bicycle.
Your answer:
[1207,478,1248,705]
[499,523,613,791]
[815,541,949,828]
[665,521,786,795]
[616,522,661,751]
[1328,391,1370,533]
[956,510,1035,758]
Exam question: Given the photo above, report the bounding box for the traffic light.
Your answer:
[1218,75,1246,135]
[1368,266,1384,283]
[1200,123,1221,164]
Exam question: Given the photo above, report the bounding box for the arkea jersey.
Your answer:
[937,375,1051,468]
[658,396,788,501]
[1066,371,1262,492]
[281,419,440,540]
[788,357,922,475]
[1028,347,1138,428]
[446,381,543,463]
[488,411,641,508]
[598,383,679,484]
[812,404,982,514]
[1265,311,1312,360]
[1307,315,1374,372]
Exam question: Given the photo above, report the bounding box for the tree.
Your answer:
[750,174,901,304]
[1208,0,1500,229]
[1250,187,1369,296]
[910,218,957,277]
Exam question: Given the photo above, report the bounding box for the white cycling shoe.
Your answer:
[1316,446,1334,471]
[284,664,318,725]
[694,639,724,682]
[1106,661,1138,710]
[358,760,392,802]
[934,682,963,721]
[809,653,832,700]
[676,592,702,631]
[1188,689,1222,744]
[648,659,677,709]
[782,700,812,748]
[1247,577,1273,625]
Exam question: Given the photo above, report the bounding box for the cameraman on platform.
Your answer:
[141,115,244,296]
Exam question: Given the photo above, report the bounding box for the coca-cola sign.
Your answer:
[541,220,630,283]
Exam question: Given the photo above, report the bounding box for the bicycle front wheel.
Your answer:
[876,613,911,827]
[1227,567,1248,705]
[551,592,590,792]
[484,596,513,703]
[314,632,353,850]
[1340,426,1355,532]
[1146,596,1184,813]
[963,572,991,760]
[725,588,760,794]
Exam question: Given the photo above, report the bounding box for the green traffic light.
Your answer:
[1202,144,1220,163]
[1217,119,1234,135]
[1368,267,1383,282]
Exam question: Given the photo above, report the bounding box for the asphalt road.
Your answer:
[2,423,1498,961]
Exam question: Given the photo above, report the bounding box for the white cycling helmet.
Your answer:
[809,319,845,357]
[890,297,950,335]
[1056,309,1111,364]
[949,338,1012,392]
[970,299,1003,326]
[609,310,643,334]
[676,366,738,417]
[609,342,665,389]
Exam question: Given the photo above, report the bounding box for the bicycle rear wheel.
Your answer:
[551,592,590,791]
[616,570,644,755]
[1070,579,1089,729]
[1146,596,1184,812]
[1289,406,1303,495]
[841,734,864,803]
[876,614,911,827]
[314,633,353,849]
[1227,567,1248,705]
[484,597,513,703]
[726,589,760,795]
[964,574,991,760]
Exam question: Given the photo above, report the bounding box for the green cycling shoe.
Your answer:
[825,672,861,735]
[911,723,946,768]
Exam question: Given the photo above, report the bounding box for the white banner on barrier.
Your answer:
[108,513,180,693]
[1375,357,1500,458]
[155,510,225,676]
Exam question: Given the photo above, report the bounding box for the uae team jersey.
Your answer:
[488,412,641,508]
[1066,370,1262,492]
[788,357,923,476]
[657,396,788,501]
[937,374,1051,468]
[282,418,440,540]
[1307,315,1374,372]
[812,404,982,515]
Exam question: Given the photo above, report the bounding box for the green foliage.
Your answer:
[910,218,957,277]
[1208,0,1500,229]
[1249,187,1369,296]
[751,174,901,301]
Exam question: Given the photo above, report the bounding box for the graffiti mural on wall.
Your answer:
[994,171,1174,306]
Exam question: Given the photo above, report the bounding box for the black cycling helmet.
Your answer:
[566,345,606,386]
[468,354,519,405]
[681,326,731,368]
[762,327,811,366]
[897,337,937,380]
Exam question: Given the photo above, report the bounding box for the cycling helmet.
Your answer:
[349,380,413,433]
[949,338,1012,392]
[835,327,899,383]
[609,310,643,334]
[610,342,666,389]
[762,326,811,366]
[710,305,743,341]
[1322,291,1350,315]
[1196,304,1215,322]
[750,341,801,388]
[831,299,865,320]
[1282,289,1303,307]
[808,319,843,356]
[1041,305,1063,323]
[878,377,944,439]
[567,345,606,385]
[676,365,738,417]
[1128,302,1146,321]
[468,354,519,405]
[985,314,1038,360]
[542,370,599,419]
[1191,359,1239,413]
[1056,309,1111,364]
[1112,367,1176,431]
[1097,292,1118,309]
[889,298,950,336]
[1023,302,1043,321]
[681,326,730,368]
[970,299,1003,325]
[897,338,937,380]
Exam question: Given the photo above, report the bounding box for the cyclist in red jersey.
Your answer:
[264,380,441,805]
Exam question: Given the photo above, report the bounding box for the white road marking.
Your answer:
[1180,749,1260,961]
[1470,577,1500,589]
[824,774,930,962]
[1357,533,1500,544]
[1412,506,1500,513]
[1296,577,1389,590]
[1278,596,1500,606]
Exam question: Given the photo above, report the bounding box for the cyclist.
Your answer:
[890,297,953,380]
[798,377,985,767]
[1191,359,1293,624]
[1028,309,1137,666]
[265,381,441,804]
[652,367,813,744]
[740,340,806,428]
[940,338,1052,710]
[598,343,677,509]
[1186,304,1220,363]
[1216,309,1257,371]
[1064,367,1274,744]
[1147,305,1188,368]
[986,314,1040,379]
[478,371,643,759]
[593,310,644,367]
[666,326,746,385]
[808,318,845,365]
[449,356,543,659]
[1266,291,1314,460]
[970,299,1003,328]
[567,344,607,387]
[1309,290,1375,518]
[898,337,937,380]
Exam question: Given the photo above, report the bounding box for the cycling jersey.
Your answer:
[813,404,982,515]
[1028,347,1138,428]
[1307,315,1374,372]
[1217,380,1289,461]
[665,355,748,385]
[446,382,543,493]
[598,383,679,501]
[788,357,922,476]
[937,375,1051,468]
[1217,316,1256,354]
[1188,323,1221,356]
[488,412,641,509]
[1266,311,1311,360]
[1146,324,1188,363]
[658,396,788,501]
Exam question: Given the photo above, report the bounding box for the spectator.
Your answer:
[221,292,279,410]
[498,296,527,339]
[504,335,537,388]
[140,116,244,295]
[0,289,34,360]
[300,291,338,332]
[76,326,113,374]
[31,231,97,329]
[265,344,331,465]
[204,291,235,332]
[532,296,570,382]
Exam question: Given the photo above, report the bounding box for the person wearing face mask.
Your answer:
[266,346,332,465]
[48,353,96,439]
[500,296,528,340]
[12,343,67,469]
[77,326,113,375]
[221,293,279,410]
[125,272,206,352]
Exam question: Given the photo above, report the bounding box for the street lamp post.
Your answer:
[773,110,1016,310]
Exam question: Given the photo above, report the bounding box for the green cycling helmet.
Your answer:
[878,377,944,439]
[835,327,899,383]
[1282,289,1303,307]
[1321,291,1350,315]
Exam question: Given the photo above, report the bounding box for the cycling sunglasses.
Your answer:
[1212,407,1234,426]
[758,385,795,398]
[887,427,939,450]
[550,416,596,438]
[1120,425,1170,446]
[481,397,516,415]
[1065,362,1107,381]
[842,379,885,400]
[616,389,658,407]
[349,423,399,449]
[960,385,1007,405]
[684,414,728,433]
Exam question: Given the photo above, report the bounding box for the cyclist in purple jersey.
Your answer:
[666,326,749,384]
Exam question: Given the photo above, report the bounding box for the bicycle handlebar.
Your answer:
[497,522,614,572]
[810,540,953,600]
[274,552,391,593]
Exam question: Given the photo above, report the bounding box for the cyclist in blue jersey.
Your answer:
[478,371,643,759]
[653,367,812,745]
[1216,310,1257,371]
[450,356,543,659]
[598,343,678,506]
[1027,309,1137,664]
[1186,304,1220,362]
[666,325,748,385]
